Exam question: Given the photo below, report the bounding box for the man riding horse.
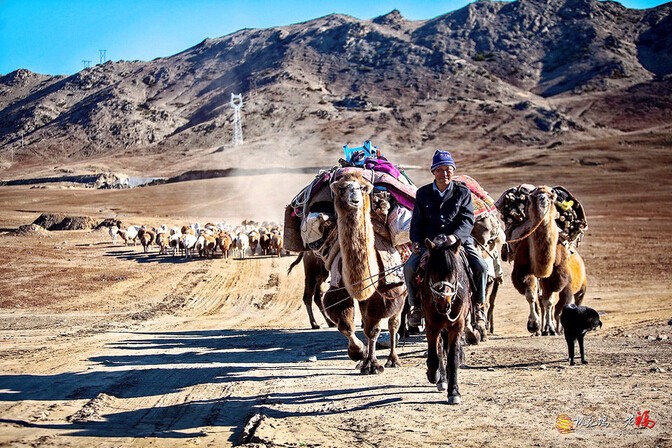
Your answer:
[403,150,488,333]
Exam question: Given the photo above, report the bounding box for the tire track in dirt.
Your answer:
[185,256,307,330]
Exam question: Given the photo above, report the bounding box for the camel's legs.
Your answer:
[360,318,383,374]
[341,315,365,362]
[554,287,574,335]
[385,309,402,368]
[324,288,364,361]
[486,278,500,334]
[315,286,336,328]
[303,277,320,329]
[524,276,541,335]
[540,290,557,336]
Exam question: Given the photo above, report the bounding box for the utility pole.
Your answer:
[99,49,107,65]
[231,93,243,146]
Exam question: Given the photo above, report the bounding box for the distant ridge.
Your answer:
[0,0,670,168]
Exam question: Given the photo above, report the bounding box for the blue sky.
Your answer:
[0,0,668,76]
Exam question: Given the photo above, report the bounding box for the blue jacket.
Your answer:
[410,181,475,245]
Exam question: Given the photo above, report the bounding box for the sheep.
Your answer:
[269,229,283,257]
[180,233,198,259]
[202,234,218,258]
[234,232,250,259]
[217,232,233,259]
[116,229,131,245]
[139,229,155,253]
[125,225,141,245]
[248,229,260,256]
[181,225,195,236]
[155,232,169,255]
[169,232,181,256]
[109,225,120,245]
[259,230,272,255]
[195,234,207,257]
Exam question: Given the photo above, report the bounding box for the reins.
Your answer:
[505,204,552,244]
[321,261,406,312]
[424,248,467,323]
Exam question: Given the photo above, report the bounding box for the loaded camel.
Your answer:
[288,251,335,329]
[471,213,506,336]
[509,186,587,335]
[322,171,405,374]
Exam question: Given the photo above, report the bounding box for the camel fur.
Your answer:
[472,213,505,335]
[288,251,335,329]
[322,171,405,374]
[510,186,587,336]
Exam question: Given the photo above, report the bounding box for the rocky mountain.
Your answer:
[1,0,671,170]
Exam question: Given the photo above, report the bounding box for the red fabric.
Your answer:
[454,174,496,218]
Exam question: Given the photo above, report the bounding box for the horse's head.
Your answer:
[423,235,465,316]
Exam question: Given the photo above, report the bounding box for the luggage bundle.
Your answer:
[283,142,417,259]
[454,174,497,221]
[495,184,587,249]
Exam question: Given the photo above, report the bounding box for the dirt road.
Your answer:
[1,134,671,447]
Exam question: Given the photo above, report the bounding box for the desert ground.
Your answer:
[0,132,671,448]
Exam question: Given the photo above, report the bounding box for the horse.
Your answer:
[420,235,471,404]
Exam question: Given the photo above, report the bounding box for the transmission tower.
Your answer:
[99,49,107,64]
[231,93,243,146]
[82,60,91,68]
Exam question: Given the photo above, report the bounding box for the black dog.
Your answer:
[560,304,602,365]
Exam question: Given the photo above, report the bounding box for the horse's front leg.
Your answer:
[446,332,462,405]
[360,318,383,374]
[425,326,441,385]
[385,308,402,368]
[436,332,448,392]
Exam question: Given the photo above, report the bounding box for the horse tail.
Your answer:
[287,252,304,275]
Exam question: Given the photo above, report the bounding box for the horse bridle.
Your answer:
[429,279,462,322]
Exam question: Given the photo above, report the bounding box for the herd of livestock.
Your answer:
[109,221,284,259]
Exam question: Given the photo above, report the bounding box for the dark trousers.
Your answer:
[463,240,488,306]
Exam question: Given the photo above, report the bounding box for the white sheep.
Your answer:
[109,225,119,245]
[234,232,250,259]
[169,232,181,256]
[180,233,198,259]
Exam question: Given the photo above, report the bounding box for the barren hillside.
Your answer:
[1,0,671,178]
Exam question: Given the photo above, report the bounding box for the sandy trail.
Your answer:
[1,134,671,447]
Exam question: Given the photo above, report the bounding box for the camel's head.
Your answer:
[528,186,557,220]
[331,173,373,211]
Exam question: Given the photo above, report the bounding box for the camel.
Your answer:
[288,251,335,329]
[510,186,587,336]
[471,213,505,335]
[321,171,406,374]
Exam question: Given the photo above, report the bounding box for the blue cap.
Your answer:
[430,150,456,172]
